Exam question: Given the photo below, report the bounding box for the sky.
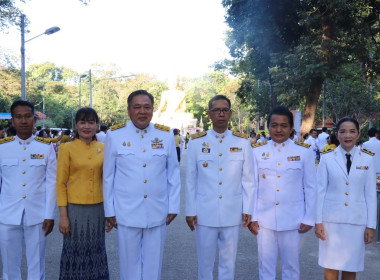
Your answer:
[0,0,231,83]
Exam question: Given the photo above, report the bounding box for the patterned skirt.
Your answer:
[59,203,109,280]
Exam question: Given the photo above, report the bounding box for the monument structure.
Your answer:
[152,88,198,134]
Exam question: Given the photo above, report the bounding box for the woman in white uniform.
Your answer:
[315,117,377,280]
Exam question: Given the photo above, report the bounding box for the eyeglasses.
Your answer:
[210,108,231,114]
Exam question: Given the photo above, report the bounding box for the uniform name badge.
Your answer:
[151,138,164,149]
[287,156,300,161]
[30,154,44,159]
[230,147,242,152]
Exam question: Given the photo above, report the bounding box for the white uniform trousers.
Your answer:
[0,222,46,280]
[257,227,300,280]
[196,225,240,280]
[117,224,166,280]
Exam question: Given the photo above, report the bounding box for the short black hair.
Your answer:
[329,133,340,146]
[7,126,16,136]
[36,126,42,130]
[64,129,71,136]
[267,106,294,128]
[336,116,359,132]
[309,129,317,134]
[75,107,99,124]
[322,127,327,132]
[127,90,154,107]
[208,95,231,110]
[367,127,377,137]
[0,125,4,130]
[10,100,35,117]
[100,124,107,132]
[38,130,46,137]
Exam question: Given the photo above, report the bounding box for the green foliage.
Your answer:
[317,63,380,127]
[222,0,380,128]
[35,119,56,128]
[183,72,252,133]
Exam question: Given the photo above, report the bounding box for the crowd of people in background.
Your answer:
[0,93,379,280]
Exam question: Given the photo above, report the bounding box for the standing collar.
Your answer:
[269,138,291,147]
[129,121,152,134]
[209,129,230,139]
[15,135,34,145]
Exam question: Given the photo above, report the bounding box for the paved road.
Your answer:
[1,149,380,279]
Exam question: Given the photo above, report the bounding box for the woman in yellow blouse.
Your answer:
[56,107,109,279]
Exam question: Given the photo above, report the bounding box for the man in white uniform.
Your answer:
[362,127,380,242]
[362,127,380,175]
[186,95,255,280]
[103,90,181,280]
[0,100,57,280]
[318,127,330,151]
[249,106,317,280]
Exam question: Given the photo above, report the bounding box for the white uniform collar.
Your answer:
[129,121,152,134]
[270,138,292,148]
[15,135,34,145]
[209,129,230,139]
[337,145,356,159]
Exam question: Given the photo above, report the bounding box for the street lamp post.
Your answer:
[21,14,60,100]
[78,74,87,109]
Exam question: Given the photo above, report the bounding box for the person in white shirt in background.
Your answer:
[96,124,108,143]
[362,127,380,196]
[318,127,330,151]
[179,130,185,156]
[305,129,319,162]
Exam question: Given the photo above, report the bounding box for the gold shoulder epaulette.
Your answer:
[321,148,334,154]
[110,123,126,131]
[191,131,207,140]
[34,136,51,145]
[294,141,310,148]
[361,148,375,156]
[252,141,268,148]
[154,123,170,132]
[232,131,248,139]
[0,136,15,144]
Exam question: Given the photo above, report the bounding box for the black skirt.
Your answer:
[59,203,109,280]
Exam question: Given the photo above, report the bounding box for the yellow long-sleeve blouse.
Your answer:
[56,138,104,206]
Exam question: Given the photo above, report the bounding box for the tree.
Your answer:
[222,0,380,135]
[183,72,252,132]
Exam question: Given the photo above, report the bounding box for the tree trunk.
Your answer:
[300,9,331,137]
[300,77,324,137]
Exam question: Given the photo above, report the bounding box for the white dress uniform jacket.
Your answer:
[0,136,57,226]
[103,122,181,228]
[317,146,377,228]
[305,136,319,153]
[252,139,317,230]
[186,130,255,227]
[318,132,329,151]
[362,137,380,174]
